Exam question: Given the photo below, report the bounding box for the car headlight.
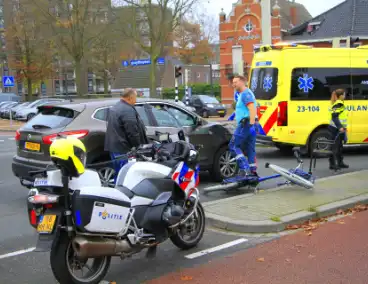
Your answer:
[207,104,214,108]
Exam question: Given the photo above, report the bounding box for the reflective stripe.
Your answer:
[235,154,244,159]
[329,100,348,128]
[249,163,257,167]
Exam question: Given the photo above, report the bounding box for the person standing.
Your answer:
[229,75,258,177]
[104,88,149,176]
[328,89,349,170]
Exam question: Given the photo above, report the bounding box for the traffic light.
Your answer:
[175,66,182,78]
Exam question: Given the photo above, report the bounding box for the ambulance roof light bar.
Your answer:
[254,42,311,53]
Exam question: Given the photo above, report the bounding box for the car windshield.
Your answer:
[24,107,77,129]
[200,96,219,104]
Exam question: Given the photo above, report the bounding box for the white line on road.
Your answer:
[184,238,248,259]
[8,138,15,140]
[0,140,4,142]
[0,247,36,260]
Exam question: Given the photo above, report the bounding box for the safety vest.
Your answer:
[329,99,348,128]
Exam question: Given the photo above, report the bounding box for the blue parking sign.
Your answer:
[3,76,14,87]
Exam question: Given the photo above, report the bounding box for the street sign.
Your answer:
[122,60,129,67]
[3,76,14,87]
[129,58,165,67]
[157,58,165,65]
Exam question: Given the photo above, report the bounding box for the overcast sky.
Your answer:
[205,0,345,18]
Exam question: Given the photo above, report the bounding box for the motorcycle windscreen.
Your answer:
[171,161,199,197]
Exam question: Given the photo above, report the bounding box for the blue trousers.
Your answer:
[110,152,128,183]
[228,122,257,172]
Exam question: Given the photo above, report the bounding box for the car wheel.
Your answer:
[97,167,116,187]
[27,113,35,121]
[309,128,332,156]
[202,110,209,118]
[210,145,238,182]
[220,114,226,118]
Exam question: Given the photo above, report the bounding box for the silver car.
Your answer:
[14,99,67,121]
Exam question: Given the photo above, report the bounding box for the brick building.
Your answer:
[219,0,311,103]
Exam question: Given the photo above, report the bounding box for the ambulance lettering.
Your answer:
[346,105,368,111]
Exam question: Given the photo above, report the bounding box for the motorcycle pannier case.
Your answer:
[72,187,132,234]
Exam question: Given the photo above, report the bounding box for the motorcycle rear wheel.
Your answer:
[170,202,206,250]
[50,233,111,284]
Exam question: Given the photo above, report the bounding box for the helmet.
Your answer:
[49,136,87,177]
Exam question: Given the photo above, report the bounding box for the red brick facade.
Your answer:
[219,1,282,104]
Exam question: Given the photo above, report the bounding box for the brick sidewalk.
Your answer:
[204,170,368,233]
[148,209,368,284]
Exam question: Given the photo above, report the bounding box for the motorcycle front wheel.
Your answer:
[170,202,206,250]
[50,233,111,284]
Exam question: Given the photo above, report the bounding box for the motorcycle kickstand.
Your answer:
[145,245,157,259]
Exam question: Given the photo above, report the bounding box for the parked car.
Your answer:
[6,102,31,119]
[183,95,227,118]
[12,98,237,187]
[0,102,19,118]
[0,93,20,103]
[14,98,69,121]
[168,99,196,112]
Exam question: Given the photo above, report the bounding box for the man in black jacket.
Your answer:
[104,88,149,176]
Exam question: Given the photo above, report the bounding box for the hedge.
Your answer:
[162,83,221,102]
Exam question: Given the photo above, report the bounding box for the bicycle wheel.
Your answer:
[268,164,314,189]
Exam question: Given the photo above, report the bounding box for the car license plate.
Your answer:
[25,142,40,151]
[37,215,57,234]
[218,110,225,114]
[34,178,48,187]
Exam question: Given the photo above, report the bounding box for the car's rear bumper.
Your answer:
[12,155,54,182]
[207,109,227,116]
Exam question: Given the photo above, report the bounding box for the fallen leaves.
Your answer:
[257,257,265,262]
[285,203,368,234]
[181,276,193,281]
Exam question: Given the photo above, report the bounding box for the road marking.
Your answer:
[0,247,36,260]
[0,140,4,142]
[8,137,15,140]
[184,238,248,259]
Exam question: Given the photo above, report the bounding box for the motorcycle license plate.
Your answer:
[34,178,48,187]
[37,215,56,234]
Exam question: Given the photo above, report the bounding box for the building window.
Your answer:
[290,68,351,101]
[243,20,254,33]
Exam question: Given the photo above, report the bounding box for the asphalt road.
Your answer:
[1,133,368,283]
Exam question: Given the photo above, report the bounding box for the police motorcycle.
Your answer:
[26,132,205,284]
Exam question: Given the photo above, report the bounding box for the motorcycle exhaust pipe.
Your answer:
[72,236,133,258]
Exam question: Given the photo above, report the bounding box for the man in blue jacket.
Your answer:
[228,75,258,177]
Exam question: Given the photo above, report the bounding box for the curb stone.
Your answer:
[203,170,368,233]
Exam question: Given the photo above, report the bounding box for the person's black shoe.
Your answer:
[338,162,349,169]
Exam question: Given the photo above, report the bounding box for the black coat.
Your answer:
[104,100,149,153]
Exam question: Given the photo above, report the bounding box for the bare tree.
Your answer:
[6,0,54,100]
[174,17,214,64]
[89,32,136,94]
[187,7,219,43]
[28,0,115,96]
[114,0,199,98]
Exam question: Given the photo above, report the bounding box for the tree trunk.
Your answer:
[149,60,158,98]
[103,50,109,94]
[27,78,32,100]
[103,73,109,94]
[75,59,83,97]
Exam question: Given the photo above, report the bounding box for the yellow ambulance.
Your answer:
[250,43,368,153]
